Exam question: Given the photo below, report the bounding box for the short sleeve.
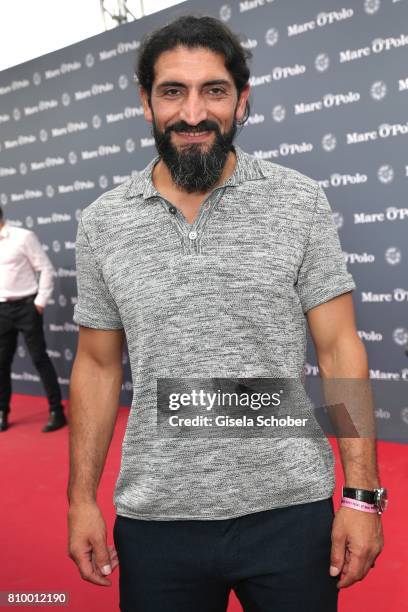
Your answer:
[295,184,356,314]
[73,216,124,329]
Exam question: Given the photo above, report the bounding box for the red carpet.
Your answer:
[0,394,406,611]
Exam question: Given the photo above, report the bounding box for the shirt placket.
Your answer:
[156,186,227,255]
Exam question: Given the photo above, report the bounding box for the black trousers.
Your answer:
[0,294,63,414]
[114,497,339,612]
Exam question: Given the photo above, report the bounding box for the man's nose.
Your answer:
[178,91,208,126]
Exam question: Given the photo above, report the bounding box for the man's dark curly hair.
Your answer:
[135,15,252,125]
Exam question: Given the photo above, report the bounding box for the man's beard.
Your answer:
[151,115,237,193]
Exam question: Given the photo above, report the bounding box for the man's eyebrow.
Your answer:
[155,79,232,89]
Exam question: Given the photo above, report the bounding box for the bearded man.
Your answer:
[68,15,385,612]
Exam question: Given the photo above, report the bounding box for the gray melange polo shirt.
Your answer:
[73,145,356,521]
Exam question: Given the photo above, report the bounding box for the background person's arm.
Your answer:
[23,231,55,310]
[68,326,124,587]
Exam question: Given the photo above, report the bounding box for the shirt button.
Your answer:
[188,230,198,240]
[168,206,177,214]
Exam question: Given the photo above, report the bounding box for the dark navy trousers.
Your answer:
[114,497,338,612]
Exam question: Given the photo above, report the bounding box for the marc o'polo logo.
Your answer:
[52,240,61,253]
[241,38,258,50]
[332,212,344,229]
[125,138,136,153]
[362,289,408,303]
[321,133,337,152]
[265,28,279,47]
[19,162,28,175]
[46,185,55,198]
[118,75,128,90]
[377,164,394,184]
[0,193,8,205]
[375,407,390,419]
[401,407,408,426]
[385,247,401,265]
[25,216,34,228]
[364,0,381,15]
[17,345,26,358]
[271,105,286,122]
[219,4,232,21]
[13,108,21,121]
[85,53,95,68]
[65,348,73,361]
[393,328,408,346]
[99,175,109,189]
[370,80,387,100]
[330,172,367,187]
[344,252,375,264]
[39,129,48,143]
[61,92,71,107]
[32,72,42,86]
[246,113,264,126]
[68,151,78,165]
[358,330,382,342]
[386,206,408,221]
[315,53,330,72]
[92,115,102,129]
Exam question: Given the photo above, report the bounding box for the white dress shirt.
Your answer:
[0,222,55,308]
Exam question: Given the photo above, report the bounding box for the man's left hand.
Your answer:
[34,304,44,315]
[330,506,384,588]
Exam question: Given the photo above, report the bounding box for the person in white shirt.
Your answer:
[0,206,67,432]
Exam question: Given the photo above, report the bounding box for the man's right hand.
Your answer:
[68,502,119,586]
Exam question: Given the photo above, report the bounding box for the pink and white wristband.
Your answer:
[341,496,378,513]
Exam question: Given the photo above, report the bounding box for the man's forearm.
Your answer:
[317,334,381,489]
[68,358,123,505]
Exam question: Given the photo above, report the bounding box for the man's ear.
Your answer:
[235,84,251,123]
[139,86,153,123]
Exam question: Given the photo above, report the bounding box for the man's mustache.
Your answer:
[166,123,220,135]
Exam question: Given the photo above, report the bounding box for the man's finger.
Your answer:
[110,558,119,571]
[109,550,119,565]
[336,547,367,588]
[93,538,112,576]
[91,550,104,578]
[73,550,111,586]
[330,532,346,577]
[362,551,379,576]
[94,547,118,572]
[108,546,118,558]
[337,549,349,585]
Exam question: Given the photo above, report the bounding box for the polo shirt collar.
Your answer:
[125,144,266,200]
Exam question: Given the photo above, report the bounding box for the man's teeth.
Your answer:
[182,132,207,136]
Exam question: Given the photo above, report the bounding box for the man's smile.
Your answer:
[173,130,213,142]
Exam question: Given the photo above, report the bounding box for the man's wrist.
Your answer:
[68,499,98,509]
[67,490,97,506]
[344,479,380,489]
